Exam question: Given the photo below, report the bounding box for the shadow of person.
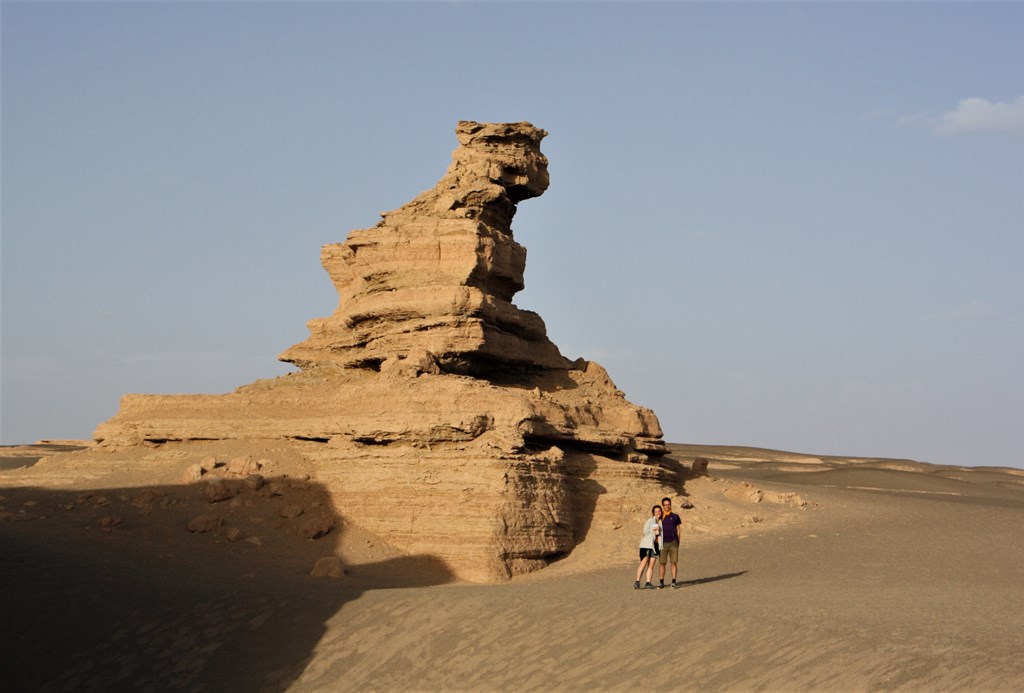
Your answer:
[677,570,749,588]
[0,474,455,693]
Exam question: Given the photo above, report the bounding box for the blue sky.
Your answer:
[3,2,1022,468]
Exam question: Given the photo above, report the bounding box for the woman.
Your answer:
[635,504,663,589]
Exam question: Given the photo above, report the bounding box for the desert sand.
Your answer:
[2,442,1022,692]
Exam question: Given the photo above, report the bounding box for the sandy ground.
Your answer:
[2,442,1022,692]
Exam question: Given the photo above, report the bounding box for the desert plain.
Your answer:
[2,440,1022,692]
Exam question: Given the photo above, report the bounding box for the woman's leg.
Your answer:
[635,556,650,582]
[645,557,656,583]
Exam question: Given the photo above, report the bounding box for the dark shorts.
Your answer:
[639,547,659,560]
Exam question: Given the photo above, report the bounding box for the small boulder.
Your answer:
[226,456,261,477]
[187,514,223,533]
[202,479,239,504]
[310,557,346,578]
[181,464,205,484]
[224,526,245,542]
[300,517,334,540]
[691,458,709,476]
[278,504,304,519]
[244,474,264,491]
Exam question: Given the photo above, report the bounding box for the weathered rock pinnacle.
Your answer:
[280,121,568,375]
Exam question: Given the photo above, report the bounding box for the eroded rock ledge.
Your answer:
[88,121,675,581]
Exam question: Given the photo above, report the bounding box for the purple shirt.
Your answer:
[661,512,683,543]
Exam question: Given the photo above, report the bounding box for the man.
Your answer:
[658,496,683,589]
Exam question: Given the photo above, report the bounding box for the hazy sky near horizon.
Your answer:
[3,2,1022,468]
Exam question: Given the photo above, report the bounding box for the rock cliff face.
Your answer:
[90,121,677,581]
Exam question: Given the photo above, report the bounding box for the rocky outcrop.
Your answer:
[88,121,677,581]
[280,121,568,374]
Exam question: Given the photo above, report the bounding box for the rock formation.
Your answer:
[86,121,677,582]
[280,120,569,375]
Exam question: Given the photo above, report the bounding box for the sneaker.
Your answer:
[643,582,655,589]
[634,581,640,590]
[671,581,680,589]
[658,582,665,589]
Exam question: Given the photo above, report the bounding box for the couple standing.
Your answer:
[634,497,683,590]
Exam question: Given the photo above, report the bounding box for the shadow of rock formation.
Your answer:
[0,473,453,692]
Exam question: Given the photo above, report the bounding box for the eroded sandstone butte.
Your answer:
[86,121,677,581]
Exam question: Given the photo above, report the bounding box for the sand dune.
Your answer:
[2,443,1022,691]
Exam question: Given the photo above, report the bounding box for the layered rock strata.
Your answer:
[89,121,675,581]
[279,121,568,375]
